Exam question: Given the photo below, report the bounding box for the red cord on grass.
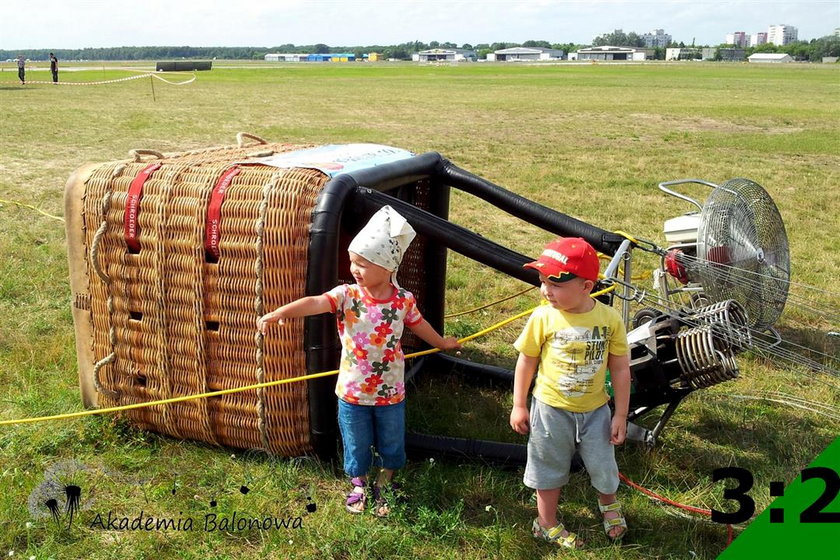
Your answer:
[619,472,734,546]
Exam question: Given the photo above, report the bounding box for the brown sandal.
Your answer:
[371,482,400,518]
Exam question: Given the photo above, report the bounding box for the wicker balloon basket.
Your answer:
[65,135,444,457]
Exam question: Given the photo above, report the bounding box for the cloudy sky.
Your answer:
[3,0,837,49]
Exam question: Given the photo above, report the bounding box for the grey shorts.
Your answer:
[523,398,619,494]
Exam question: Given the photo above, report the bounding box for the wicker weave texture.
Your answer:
[78,142,324,455]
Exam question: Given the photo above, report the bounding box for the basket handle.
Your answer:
[89,193,113,283]
[237,132,268,147]
[129,149,165,162]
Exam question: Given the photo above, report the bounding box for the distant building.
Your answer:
[413,48,476,62]
[306,53,356,62]
[572,46,649,61]
[487,47,564,61]
[716,48,746,62]
[641,29,671,48]
[264,53,307,62]
[748,53,793,63]
[264,52,356,62]
[768,25,798,46]
[666,47,702,61]
[698,48,745,61]
[725,32,747,47]
[750,32,768,47]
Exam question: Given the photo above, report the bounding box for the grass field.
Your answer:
[0,61,838,559]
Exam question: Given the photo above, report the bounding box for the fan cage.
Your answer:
[696,178,790,331]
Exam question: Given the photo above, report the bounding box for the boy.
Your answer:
[509,237,630,548]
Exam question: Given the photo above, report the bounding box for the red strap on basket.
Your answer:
[205,166,242,261]
[124,163,162,252]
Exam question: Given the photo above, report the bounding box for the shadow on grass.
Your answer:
[406,348,518,445]
[399,344,837,558]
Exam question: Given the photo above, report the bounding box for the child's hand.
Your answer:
[509,405,530,435]
[610,415,627,445]
[439,336,462,351]
[257,311,285,334]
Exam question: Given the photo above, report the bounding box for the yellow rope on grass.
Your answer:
[0,369,339,427]
[0,198,64,223]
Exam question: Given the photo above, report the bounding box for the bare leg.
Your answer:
[376,468,393,487]
[373,468,394,516]
[535,488,584,547]
[536,488,561,528]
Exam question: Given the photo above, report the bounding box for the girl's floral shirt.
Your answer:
[325,284,423,406]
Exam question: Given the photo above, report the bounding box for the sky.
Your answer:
[2,0,838,50]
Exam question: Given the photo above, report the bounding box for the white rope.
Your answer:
[20,71,196,87]
[632,289,839,381]
[677,252,839,324]
[703,391,840,421]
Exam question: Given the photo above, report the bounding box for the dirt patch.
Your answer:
[627,113,801,135]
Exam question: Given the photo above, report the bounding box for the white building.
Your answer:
[768,25,798,46]
[641,29,671,48]
[572,46,648,61]
[725,32,747,47]
[487,47,564,61]
[748,53,793,63]
[413,48,476,62]
[750,32,768,47]
[264,53,307,62]
[666,47,701,61]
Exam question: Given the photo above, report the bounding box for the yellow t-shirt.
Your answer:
[514,301,629,413]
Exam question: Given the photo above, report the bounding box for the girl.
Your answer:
[258,205,460,516]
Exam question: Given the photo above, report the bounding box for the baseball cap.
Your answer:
[523,237,600,283]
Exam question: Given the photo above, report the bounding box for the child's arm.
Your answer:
[407,319,462,351]
[509,352,538,435]
[607,352,631,445]
[257,295,332,334]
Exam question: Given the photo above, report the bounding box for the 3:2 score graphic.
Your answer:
[711,466,840,524]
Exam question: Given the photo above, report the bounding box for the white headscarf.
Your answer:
[347,205,416,287]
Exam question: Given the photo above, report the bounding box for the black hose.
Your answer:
[440,158,626,255]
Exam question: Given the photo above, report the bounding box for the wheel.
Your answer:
[632,307,661,328]
[690,292,711,310]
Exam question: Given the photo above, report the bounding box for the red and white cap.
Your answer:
[523,237,600,282]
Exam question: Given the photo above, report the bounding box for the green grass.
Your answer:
[1,61,838,559]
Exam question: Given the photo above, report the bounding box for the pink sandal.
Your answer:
[345,477,367,514]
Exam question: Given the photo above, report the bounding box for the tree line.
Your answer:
[2,34,837,62]
[1,42,565,62]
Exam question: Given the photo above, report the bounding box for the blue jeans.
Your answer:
[338,399,406,477]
